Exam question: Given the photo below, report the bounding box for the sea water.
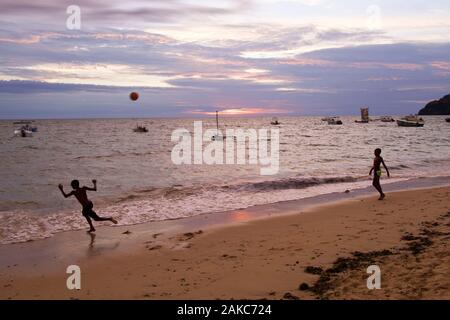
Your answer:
[1,116,449,243]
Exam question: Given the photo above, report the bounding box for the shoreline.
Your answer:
[1,183,450,299]
[1,175,450,248]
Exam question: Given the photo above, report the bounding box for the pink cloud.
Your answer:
[429,61,450,76]
[278,58,334,67]
[349,62,424,71]
[187,107,291,115]
[430,61,450,70]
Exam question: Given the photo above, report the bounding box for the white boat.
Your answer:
[380,116,395,123]
[327,117,343,125]
[397,115,424,127]
[14,129,33,137]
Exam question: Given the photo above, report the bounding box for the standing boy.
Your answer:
[369,148,390,200]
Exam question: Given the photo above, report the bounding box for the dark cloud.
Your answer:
[302,42,450,63]
[0,80,124,93]
[0,0,252,25]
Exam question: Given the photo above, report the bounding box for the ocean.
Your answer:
[1,116,450,244]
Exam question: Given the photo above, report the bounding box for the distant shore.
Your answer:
[1,184,449,300]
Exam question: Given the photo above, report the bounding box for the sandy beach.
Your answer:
[1,185,450,300]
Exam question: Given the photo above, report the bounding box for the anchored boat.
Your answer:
[14,129,33,137]
[397,115,425,127]
[327,117,343,125]
[380,116,395,123]
[270,117,280,125]
[355,107,370,123]
[212,110,227,141]
[133,125,148,133]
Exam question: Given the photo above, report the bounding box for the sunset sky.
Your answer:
[1,0,450,118]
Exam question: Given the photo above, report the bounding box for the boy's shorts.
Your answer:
[82,201,100,219]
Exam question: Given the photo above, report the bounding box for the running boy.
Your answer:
[369,148,390,200]
[58,179,117,233]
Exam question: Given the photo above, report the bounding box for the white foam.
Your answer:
[0,178,398,244]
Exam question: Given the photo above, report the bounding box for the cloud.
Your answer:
[0,80,118,93]
[187,107,290,115]
[430,61,450,76]
[14,63,177,88]
[0,0,252,26]
[1,11,450,118]
[0,79,179,94]
[237,26,388,58]
[260,0,331,6]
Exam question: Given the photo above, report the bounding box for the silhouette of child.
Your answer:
[58,179,117,232]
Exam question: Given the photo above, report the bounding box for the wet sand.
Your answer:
[1,186,449,300]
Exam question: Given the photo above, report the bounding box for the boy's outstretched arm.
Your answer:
[382,159,390,177]
[58,184,73,198]
[84,179,97,191]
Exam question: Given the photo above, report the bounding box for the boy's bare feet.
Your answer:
[87,228,96,233]
[378,194,385,200]
[111,218,118,224]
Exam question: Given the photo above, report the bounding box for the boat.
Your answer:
[355,107,370,123]
[13,120,35,125]
[327,117,343,125]
[321,116,335,122]
[20,124,38,132]
[446,118,450,123]
[212,110,227,141]
[404,115,424,122]
[380,116,395,123]
[133,125,148,133]
[270,117,280,125]
[397,115,424,127]
[14,129,33,137]
[14,123,36,137]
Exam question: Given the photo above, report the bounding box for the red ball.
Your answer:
[129,92,139,101]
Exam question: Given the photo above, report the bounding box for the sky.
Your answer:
[1,0,450,118]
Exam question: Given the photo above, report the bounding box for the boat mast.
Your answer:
[216,110,219,133]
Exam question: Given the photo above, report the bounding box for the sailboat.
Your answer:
[212,111,226,141]
[355,107,370,123]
